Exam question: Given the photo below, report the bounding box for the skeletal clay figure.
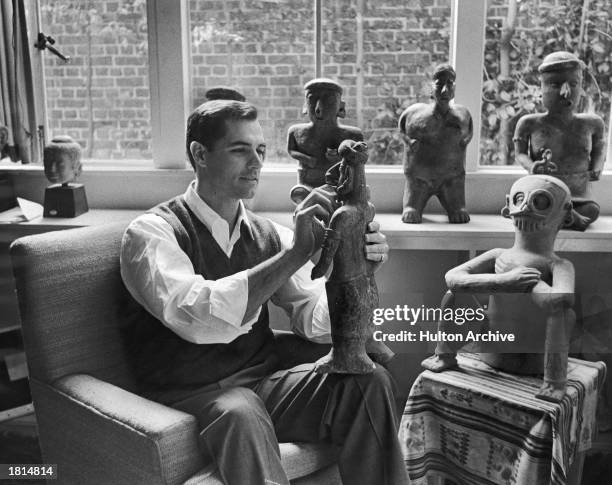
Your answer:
[311,140,378,374]
[422,175,575,402]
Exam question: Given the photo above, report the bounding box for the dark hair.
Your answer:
[185,100,258,169]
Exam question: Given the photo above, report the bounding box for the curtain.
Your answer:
[0,0,39,163]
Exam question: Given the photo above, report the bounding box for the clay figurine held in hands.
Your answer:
[514,51,604,231]
[43,136,88,217]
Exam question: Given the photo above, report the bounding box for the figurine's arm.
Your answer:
[311,225,341,279]
[287,132,318,168]
[531,259,575,312]
[589,117,605,180]
[445,248,541,293]
[460,110,473,148]
[513,118,535,172]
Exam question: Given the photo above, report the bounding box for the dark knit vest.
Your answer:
[127,196,281,394]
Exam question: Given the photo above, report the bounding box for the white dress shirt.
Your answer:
[120,181,331,345]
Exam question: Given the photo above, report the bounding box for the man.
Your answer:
[120,100,409,485]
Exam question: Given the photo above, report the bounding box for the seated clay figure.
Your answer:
[311,140,378,374]
[287,78,363,204]
[398,64,472,224]
[514,51,604,231]
[422,175,575,403]
[43,136,88,217]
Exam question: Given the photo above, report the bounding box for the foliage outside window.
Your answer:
[481,0,612,166]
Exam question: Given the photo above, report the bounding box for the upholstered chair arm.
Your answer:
[31,374,206,485]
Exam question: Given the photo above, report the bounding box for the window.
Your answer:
[39,0,152,161]
[480,0,612,167]
[188,0,451,166]
[189,0,315,165]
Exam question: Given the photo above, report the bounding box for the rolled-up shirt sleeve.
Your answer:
[120,213,259,344]
[269,222,331,343]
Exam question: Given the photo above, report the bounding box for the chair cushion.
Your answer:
[183,442,338,484]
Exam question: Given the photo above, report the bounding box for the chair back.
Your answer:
[10,222,136,390]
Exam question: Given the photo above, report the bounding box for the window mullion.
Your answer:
[147,0,190,169]
[450,0,487,172]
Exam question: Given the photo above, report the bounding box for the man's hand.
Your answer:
[365,220,389,273]
[589,169,601,181]
[291,204,328,258]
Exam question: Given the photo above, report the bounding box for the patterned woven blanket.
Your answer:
[400,355,606,485]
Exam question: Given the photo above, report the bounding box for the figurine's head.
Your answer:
[44,136,83,185]
[303,78,346,123]
[539,51,584,112]
[338,139,368,166]
[502,175,573,232]
[431,64,456,103]
[204,86,246,102]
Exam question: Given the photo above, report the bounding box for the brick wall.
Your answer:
[42,0,452,163]
[190,0,452,164]
[41,0,151,160]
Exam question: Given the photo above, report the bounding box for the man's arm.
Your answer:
[120,214,259,344]
[244,204,328,319]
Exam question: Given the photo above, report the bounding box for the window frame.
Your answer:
[7,0,612,216]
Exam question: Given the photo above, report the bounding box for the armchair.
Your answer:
[10,222,341,484]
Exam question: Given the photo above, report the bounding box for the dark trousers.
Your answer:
[172,362,409,485]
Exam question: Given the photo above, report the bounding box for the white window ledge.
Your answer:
[2,164,612,217]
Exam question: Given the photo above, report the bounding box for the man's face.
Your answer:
[432,74,455,103]
[200,119,266,200]
[541,68,582,112]
[306,89,340,122]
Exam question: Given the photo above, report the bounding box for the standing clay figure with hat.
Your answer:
[287,78,363,204]
[311,140,379,374]
[43,135,88,217]
[422,175,575,403]
[398,64,472,224]
[514,51,604,231]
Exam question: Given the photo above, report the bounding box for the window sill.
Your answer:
[2,163,612,215]
[262,211,612,253]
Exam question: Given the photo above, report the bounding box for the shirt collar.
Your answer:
[183,181,254,254]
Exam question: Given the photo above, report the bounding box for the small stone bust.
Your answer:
[514,51,605,231]
[287,78,363,203]
[43,136,88,217]
[44,136,83,186]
